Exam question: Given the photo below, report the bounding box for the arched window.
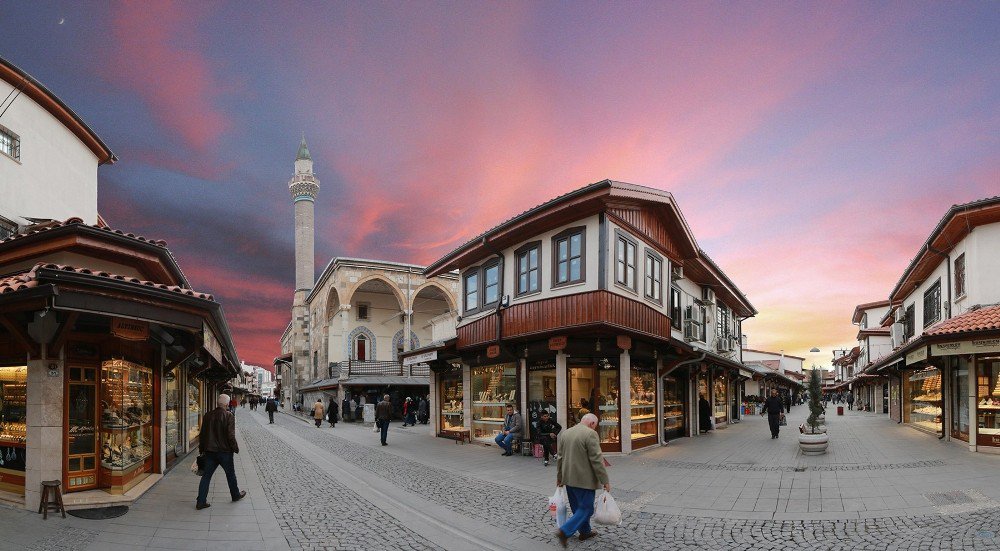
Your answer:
[354,334,368,361]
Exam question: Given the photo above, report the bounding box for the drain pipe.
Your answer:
[661,351,707,445]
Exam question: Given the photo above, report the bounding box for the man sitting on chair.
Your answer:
[494,404,522,457]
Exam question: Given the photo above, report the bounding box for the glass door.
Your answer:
[661,374,686,440]
[567,362,621,452]
[66,365,98,491]
[952,357,969,442]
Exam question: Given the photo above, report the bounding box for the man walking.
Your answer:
[376,394,392,446]
[555,413,609,547]
[494,404,523,456]
[265,396,277,424]
[846,391,855,411]
[761,389,784,439]
[312,398,324,428]
[196,394,246,510]
[417,395,429,425]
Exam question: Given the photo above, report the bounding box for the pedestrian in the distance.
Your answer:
[265,397,277,424]
[312,399,324,428]
[356,395,366,421]
[846,391,855,411]
[229,396,238,413]
[554,413,609,547]
[403,397,416,426]
[342,396,351,422]
[196,394,247,510]
[327,398,338,427]
[418,395,429,425]
[376,394,392,446]
[761,389,784,439]
[698,394,712,433]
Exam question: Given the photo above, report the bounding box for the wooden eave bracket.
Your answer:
[0,313,40,357]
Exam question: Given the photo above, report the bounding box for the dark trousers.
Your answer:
[538,437,556,460]
[379,420,389,444]
[268,411,274,423]
[196,451,240,505]
[768,413,780,437]
[315,418,322,427]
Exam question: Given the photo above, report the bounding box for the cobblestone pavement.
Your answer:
[239,414,436,551]
[270,412,1000,550]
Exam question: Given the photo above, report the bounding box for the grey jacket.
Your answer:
[503,412,523,436]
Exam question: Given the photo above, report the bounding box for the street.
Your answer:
[2,405,999,550]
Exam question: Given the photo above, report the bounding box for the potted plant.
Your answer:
[799,368,829,455]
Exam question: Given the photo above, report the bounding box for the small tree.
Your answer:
[806,368,825,431]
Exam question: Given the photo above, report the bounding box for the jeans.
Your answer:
[560,486,596,537]
[268,411,274,423]
[494,432,516,453]
[768,413,780,437]
[196,451,241,505]
[379,419,389,444]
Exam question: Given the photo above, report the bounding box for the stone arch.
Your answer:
[391,330,420,361]
[409,280,456,313]
[344,274,406,312]
[346,326,377,361]
[324,286,342,322]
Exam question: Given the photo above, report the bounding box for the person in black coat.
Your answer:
[698,394,712,433]
[760,389,784,439]
[327,398,339,427]
[534,411,562,466]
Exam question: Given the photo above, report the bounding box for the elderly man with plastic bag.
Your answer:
[554,413,610,547]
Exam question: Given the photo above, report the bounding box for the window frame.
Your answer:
[514,240,542,298]
[923,279,941,328]
[481,258,502,309]
[613,229,639,293]
[716,303,730,341]
[356,302,371,321]
[551,226,586,288]
[462,268,481,315]
[670,287,682,330]
[643,248,663,304]
[0,124,20,163]
[903,304,915,339]
[954,254,966,298]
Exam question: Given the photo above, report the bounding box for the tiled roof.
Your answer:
[0,263,213,301]
[926,304,1000,336]
[0,217,168,248]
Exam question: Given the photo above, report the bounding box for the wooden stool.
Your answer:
[39,480,66,519]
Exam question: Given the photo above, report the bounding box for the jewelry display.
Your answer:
[630,370,657,444]
[100,359,153,475]
[471,364,517,442]
[0,367,28,449]
[908,369,942,433]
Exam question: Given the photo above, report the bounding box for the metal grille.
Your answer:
[0,125,19,161]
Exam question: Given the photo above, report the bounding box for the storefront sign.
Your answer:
[486,344,501,358]
[111,318,148,341]
[738,369,752,379]
[932,339,1000,357]
[977,433,1000,447]
[548,336,567,351]
[402,350,437,366]
[616,335,632,350]
[528,361,555,371]
[905,346,928,365]
[202,322,223,364]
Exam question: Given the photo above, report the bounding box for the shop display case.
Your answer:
[713,373,728,425]
[597,368,620,449]
[164,370,181,460]
[908,368,942,434]
[187,380,202,445]
[630,370,657,447]
[0,366,27,493]
[100,359,153,493]
[662,374,686,440]
[439,371,465,434]
[471,363,517,443]
[977,360,1000,447]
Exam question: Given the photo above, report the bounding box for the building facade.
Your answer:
[406,180,757,453]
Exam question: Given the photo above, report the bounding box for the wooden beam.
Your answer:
[0,314,39,357]
[47,311,78,357]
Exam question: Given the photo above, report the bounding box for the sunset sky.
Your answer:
[2,2,996,370]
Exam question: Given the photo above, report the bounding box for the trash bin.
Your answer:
[837,406,844,416]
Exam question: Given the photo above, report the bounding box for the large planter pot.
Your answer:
[799,423,826,434]
[817,414,826,424]
[799,432,829,455]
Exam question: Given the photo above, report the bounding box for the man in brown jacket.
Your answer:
[312,399,325,428]
[196,394,246,510]
[376,394,392,446]
[555,413,610,547]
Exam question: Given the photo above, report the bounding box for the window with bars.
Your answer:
[923,279,941,328]
[716,303,730,340]
[903,304,915,339]
[0,125,19,162]
[0,217,16,240]
[955,254,966,297]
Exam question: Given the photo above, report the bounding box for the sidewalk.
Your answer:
[291,405,1000,521]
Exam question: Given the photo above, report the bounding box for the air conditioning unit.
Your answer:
[670,265,684,281]
[701,288,715,305]
[730,337,741,352]
[890,323,903,348]
[684,320,698,341]
[685,305,703,324]
[716,338,731,352]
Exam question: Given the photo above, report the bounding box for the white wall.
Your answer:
[968,223,1000,310]
[0,78,100,225]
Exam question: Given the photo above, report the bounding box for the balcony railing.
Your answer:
[343,360,430,378]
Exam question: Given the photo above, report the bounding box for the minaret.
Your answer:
[289,136,319,292]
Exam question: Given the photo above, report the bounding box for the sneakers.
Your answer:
[544,460,549,466]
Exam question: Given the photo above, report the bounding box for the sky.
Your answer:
[1,2,997,370]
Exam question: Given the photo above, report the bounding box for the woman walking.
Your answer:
[312,399,324,428]
[402,397,416,427]
[327,398,339,427]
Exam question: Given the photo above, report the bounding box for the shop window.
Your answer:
[662,374,686,440]
[188,379,202,445]
[438,370,464,434]
[951,357,969,442]
[923,280,941,328]
[101,359,154,493]
[567,358,620,451]
[954,254,966,298]
[0,366,27,494]
[907,367,942,433]
[644,250,662,303]
[670,287,682,330]
[630,367,656,447]
[978,359,1000,447]
[552,227,585,287]
[470,363,518,443]
[713,373,728,425]
[0,124,19,162]
[515,241,541,296]
[614,231,637,292]
[528,363,557,436]
[164,369,181,464]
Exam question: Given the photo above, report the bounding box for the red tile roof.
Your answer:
[0,217,168,248]
[0,263,213,301]
[926,304,1000,336]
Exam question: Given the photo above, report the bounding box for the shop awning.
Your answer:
[340,376,430,386]
[299,377,340,391]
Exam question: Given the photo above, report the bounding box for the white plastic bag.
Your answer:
[593,491,622,525]
[548,487,568,527]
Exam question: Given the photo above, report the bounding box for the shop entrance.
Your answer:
[567,360,620,452]
[0,366,27,495]
[661,373,686,441]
